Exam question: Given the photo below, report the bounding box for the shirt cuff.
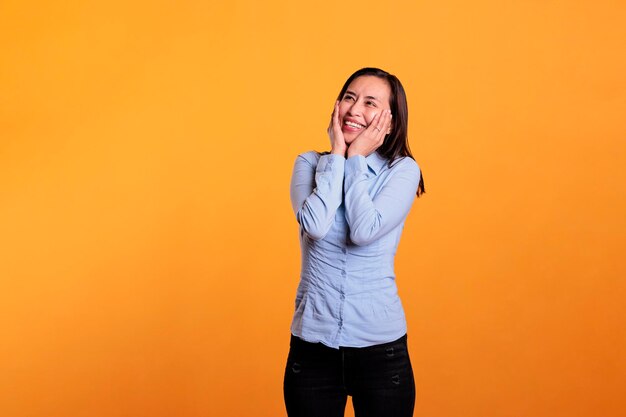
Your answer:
[314,153,346,196]
[317,153,345,173]
[326,153,346,163]
[345,154,368,176]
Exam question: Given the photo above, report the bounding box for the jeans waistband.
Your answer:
[290,334,407,352]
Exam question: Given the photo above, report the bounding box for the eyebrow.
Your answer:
[345,90,380,102]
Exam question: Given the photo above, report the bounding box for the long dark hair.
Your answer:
[334,67,425,196]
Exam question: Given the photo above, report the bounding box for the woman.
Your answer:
[284,67,425,417]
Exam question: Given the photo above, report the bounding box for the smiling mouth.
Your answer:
[344,120,365,129]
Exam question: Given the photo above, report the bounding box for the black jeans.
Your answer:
[283,334,415,417]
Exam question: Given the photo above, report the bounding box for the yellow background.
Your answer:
[1,1,625,416]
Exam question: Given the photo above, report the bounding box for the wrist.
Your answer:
[346,148,363,158]
[331,145,346,156]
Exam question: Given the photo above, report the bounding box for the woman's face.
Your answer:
[338,75,392,144]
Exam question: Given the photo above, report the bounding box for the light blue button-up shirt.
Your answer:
[289,150,421,349]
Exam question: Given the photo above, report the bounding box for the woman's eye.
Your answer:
[366,101,377,107]
[343,95,354,101]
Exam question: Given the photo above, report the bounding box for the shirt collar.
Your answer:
[366,151,387,175]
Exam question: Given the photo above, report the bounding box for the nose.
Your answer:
[346,100,363,117]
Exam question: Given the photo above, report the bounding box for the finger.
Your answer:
[383,110,392,132]
[367,111,382,134]
[385,110,393,135]
[373,111,388,138]
[379,110,391,128]
[374,111,391,142]
[332,101,341,130]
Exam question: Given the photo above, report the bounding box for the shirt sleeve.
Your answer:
[290,153,346,240]
[343,155,421,246]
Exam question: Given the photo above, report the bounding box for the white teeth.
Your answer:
[345,121,364,129]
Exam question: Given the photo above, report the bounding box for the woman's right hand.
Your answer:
[327,101,347,156]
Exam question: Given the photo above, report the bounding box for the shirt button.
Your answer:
[341,270,346,276]
[342,248,347,254]
[338,320,343,327]
[340,294,345,300]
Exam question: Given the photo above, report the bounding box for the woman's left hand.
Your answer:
[346,109,392,158]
